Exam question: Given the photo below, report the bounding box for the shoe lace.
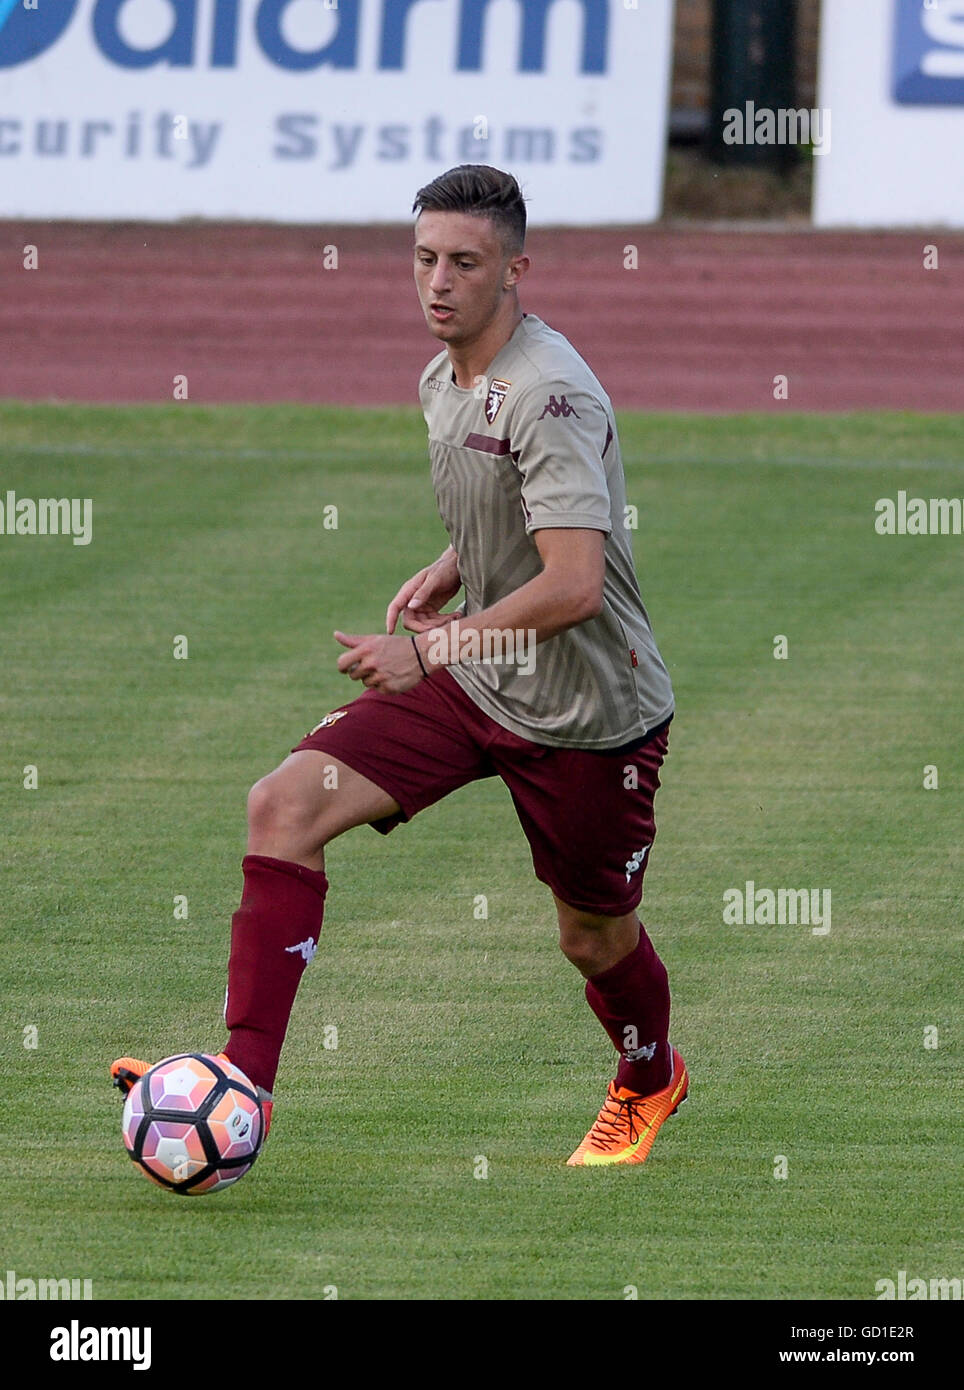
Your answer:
[589,1090,644,1151]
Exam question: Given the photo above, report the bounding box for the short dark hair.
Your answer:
[412,165,526,253]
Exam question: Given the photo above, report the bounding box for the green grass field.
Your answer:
[1,402,960,1301]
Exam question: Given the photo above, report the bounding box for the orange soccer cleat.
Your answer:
[567,1045,688,1167]
[110,1053,273,1137]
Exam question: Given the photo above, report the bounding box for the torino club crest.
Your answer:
[484,378,511,425]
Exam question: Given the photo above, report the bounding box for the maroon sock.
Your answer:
[584,923,672,1096]
[222,853,328,1093]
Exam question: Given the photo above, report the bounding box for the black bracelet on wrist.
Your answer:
[411,636,430,679]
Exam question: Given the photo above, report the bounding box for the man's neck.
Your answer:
[447,306,524,389]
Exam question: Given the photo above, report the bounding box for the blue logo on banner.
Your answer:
[0,0,79,67]
[0,0,609,71]
[894,0,964,104]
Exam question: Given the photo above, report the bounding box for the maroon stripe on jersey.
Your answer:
[463,432,511,455]
[602,422,613,457]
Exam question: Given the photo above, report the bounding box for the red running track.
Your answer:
[1,222,962,411]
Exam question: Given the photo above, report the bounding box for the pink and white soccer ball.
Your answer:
[121,1053,263,1194]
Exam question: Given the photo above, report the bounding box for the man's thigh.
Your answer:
[253,750,401,840]
[494,725,671,918]
[291,670,495,833]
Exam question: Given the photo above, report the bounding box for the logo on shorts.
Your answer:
[308,711,347,735]
[538,394,580,420]
[624,845,650,882]
[485,378,511,424]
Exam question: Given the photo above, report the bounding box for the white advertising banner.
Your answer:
[814,0,964,227]
[0,0,675,224]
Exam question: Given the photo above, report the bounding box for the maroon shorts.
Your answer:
[292,670,670,918]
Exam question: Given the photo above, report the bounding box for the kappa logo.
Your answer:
[624,845,650,882]
[484,378,511,424]
[285,937,318,963]
[538,394,580,419]
[623,1040,658,1063]
[308,710,347,736]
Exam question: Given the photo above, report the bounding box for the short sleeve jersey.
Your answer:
[418,313,674,749]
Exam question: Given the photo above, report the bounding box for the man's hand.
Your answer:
[335,631,426,693]
[386,546,462,634]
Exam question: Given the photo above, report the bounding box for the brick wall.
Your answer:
[671,0,822,129]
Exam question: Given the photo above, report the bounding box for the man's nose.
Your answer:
[429,259,451,293]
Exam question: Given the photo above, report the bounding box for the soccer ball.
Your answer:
[121,1053,264,1195]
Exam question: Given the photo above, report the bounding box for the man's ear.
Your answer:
[504,254,531,289]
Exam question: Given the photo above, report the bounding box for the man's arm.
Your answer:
[335,528,604,692]
[416,527,604,669]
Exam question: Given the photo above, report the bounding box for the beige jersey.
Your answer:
[418,313,674,749]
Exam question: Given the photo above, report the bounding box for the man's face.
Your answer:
[413,210,519,347]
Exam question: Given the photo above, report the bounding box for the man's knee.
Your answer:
[557,905,601,967]
[559,934,597,975]
[247,769,326,845]
[555,899,639,977]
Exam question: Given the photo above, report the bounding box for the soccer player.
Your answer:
[113,165,687,1166]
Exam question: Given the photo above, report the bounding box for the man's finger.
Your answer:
[386,597,408,632]
[386,585,417,633]
[403,609,442,633]
[336,634,370,675]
